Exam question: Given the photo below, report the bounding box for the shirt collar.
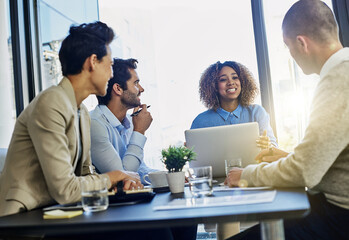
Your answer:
[98,105,131,130]
[216,104,242,120]
[320,47,349,79]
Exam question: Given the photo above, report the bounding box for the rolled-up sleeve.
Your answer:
[123,131,146,172]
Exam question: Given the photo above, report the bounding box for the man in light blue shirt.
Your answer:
[90,58,156,184]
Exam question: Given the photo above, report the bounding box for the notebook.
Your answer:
[185,122,260,178]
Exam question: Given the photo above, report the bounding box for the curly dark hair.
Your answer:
[199,61,259,110]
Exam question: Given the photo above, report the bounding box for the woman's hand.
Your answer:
[255,147,289,163]
[256,130,271,149]
[122,171,143,190]
[122,179,143,190]
[106,170,143,190]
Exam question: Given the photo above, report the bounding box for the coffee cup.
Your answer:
[143,171,168,188]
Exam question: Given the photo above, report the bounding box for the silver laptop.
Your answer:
[185,122,260,178]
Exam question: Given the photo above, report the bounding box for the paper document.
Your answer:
[43,209,83,219]
[153,190,276,211]
[214,186,273,191]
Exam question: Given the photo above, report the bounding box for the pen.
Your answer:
[131,105,151,117]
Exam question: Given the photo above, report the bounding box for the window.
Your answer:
[263,0,332,151]
[38,0,99,109]
[0,0,16,148]
[99,0,260,169]
[39,0,99,88]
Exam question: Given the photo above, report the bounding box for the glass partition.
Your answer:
[0,0,16,148]
[38,0,99,110]
[39,0,98,88]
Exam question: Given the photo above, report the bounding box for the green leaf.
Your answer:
[161,145,196,172]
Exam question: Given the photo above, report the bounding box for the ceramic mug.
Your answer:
[143,171,168,188]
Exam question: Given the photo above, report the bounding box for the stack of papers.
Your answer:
[43,209,83,219]
[214,186,272,191]
[153,190,276,211]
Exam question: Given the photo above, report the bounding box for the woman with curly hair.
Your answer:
[191,60,277,147]
[190,61,277,239]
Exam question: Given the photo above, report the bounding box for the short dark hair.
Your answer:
[59,21,115,76]
[282,0,338,43]
[199,61,258,110]
[97,58,138,105]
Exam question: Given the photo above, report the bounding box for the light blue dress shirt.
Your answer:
[90,105,156,184]
[191,104,277,147]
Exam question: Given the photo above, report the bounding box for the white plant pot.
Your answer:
[166,171,185,194]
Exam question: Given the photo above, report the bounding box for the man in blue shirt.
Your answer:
[90,58,198,240]
[90,58,156,184]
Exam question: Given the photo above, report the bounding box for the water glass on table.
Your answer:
[188,166,213,197]
[225,158,242,176]
[81,176,109,212]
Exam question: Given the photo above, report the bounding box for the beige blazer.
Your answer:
[0,78,109,216]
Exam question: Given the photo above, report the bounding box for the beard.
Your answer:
[121,90,141,108]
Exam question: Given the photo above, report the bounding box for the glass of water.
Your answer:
[188,166,213,197]
[225,158,242,176]
[81,176,109,212]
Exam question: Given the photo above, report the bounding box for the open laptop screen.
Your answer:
[185,122,260,178]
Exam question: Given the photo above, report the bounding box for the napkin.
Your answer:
[43,209,83,219]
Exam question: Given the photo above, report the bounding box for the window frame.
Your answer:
[250,0,277,138]
[9,0,42,117]
[332,0,349,47]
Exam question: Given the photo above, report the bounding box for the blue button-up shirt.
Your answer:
[191,104,277,146]
[90,105,156,184]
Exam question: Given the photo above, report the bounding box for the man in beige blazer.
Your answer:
[0,21,142,217]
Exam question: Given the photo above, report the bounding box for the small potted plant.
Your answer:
[161,145,196,193]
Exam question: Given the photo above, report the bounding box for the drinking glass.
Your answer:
[81,177,109,212]
[188,166,213,197]
[225,158,242,176]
